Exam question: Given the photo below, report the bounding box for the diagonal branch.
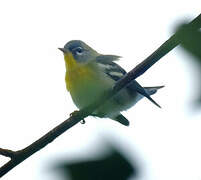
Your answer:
[113,14,201,91]
[0,14,200,178]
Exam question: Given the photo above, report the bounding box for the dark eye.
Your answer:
[74,47,83,55]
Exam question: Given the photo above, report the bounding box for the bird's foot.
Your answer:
[70,110,86,125]
[80,119,86,124]
[70,110,79,117]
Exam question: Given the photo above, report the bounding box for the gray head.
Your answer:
[59,40,99,63]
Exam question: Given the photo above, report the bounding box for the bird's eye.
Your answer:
[74,47,83,55]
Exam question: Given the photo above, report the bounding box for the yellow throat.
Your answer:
[64,53,97,92]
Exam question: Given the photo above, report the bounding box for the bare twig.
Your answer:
[0,148,16,159]
[0,14,200,178]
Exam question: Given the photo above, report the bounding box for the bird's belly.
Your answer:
[95,88,138,117]
[66,71,113,109]
[66,69,140,118]
[71,82,107,109]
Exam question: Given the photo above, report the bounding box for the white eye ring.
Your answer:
[74,47,83,55]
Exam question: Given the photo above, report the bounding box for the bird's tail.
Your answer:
[113,114,130,126]
[144,86,165,96]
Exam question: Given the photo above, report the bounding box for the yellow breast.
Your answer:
[64,53,109,109]
[64,53,97,92]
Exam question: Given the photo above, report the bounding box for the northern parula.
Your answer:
[59,40,163,126]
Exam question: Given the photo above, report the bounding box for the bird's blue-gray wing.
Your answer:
[96,56,161,108]
[96,55,126,81]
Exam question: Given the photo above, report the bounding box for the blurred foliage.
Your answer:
[53,144,138,180]
[175,23,201,106]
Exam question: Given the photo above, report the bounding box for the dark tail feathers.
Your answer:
[144,86,165,95]
[114,114,129,126]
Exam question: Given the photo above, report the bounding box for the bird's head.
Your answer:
[59,40,99,70]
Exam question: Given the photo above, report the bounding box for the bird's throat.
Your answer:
[64,53,78,71]
[64,53,97,93]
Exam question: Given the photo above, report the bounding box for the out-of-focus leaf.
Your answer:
[175,24,201,106]
[176,24,201,61]
[53,145,138,180]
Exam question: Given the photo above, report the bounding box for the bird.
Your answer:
[59,40,164,126]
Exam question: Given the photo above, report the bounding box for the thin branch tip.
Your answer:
[0,148,16,159]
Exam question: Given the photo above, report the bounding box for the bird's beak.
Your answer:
[58,48,68,53]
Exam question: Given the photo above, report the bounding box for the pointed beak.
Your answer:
[58,48,68,53]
